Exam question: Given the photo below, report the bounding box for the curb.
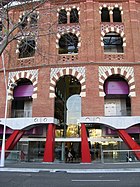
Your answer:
[0,168,140,173]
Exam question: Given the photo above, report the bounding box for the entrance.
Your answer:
[54,75,81,161]
[55,141,81,163]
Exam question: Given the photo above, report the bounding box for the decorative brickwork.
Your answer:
[99,3,123,15]
[8,69,38,100]
[100,26,126,47]
[104,53,124,61]
[49,67,86,98]
[56,30,81,49]
[57,5,80,17]
[98,66,136,97]
[57,54,78,63]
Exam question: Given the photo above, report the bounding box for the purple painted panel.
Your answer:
[105,126,140,135]
[127,126,140,133]
[0,126,43,135]
[105,128,117,135]
[0,126,13,134]
[25,126,43,135]
[105,81,129,95]
[14,85,33,98]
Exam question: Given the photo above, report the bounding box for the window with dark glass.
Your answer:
[19,38,36,58]
[20,15,28,29]
[59,33,78,54]
[103,32,123,53]
[101,8,110,22]
[113,8,122,22]
[0,21,2,31]
[30,13,38,25]
[70,8,79,23]
[58,9,67,24]
[0,21,2,42]
[12,79,33,118]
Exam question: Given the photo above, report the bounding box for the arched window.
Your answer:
[12,79,33,118]
[70,8,79,23]
[58,9,67,24]
[67,94,81,127]
[30,13,38,26]
[19,38,36,58]
[113,8,122,22]
[104,77,129,95]
[0,20,2,42]
[20,15,28,29]
[0,20,2,31]
[101,8,110,22]
[103,32,123,53]
[104,76,131,116]
[59,33,78,54]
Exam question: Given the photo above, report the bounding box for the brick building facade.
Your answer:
[0,0,140,163]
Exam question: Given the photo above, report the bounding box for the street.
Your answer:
[0,171,140,187]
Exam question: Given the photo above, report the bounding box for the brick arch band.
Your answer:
[49,67,86,98]
[98,66,136,97]
[101,27,126,47]
[99,4,123,14]
[56,31,81,49]
[57,5,80,15]
[8,69,38,100]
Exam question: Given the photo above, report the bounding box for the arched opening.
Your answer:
[70,8,79,23]
[103,32,124,53]
[113,8,122,22]
[66,94,81,137]
[101,8,110,22]
[12,78,33,118]
[20,15,28,29]
[58,9,67,24]
[104,75,131,116]
[58,33,78,54]
[30,12,38,26]
[54,75,81,162]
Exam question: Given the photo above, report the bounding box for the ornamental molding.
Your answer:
[98,66,136,97]
[99,3,123,15]
[8,69,38,100]
[50,66,86,98]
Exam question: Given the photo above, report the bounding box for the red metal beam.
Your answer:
[0,130,25,158]
[81,123,91,163]
[118,129,140,160]
[43,124,55,162]
[5,130,25,151]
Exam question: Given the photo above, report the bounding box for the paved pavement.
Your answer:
[0,161,140,173]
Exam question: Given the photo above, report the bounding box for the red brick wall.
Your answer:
[0,0,140,119]
[32,67,54,117]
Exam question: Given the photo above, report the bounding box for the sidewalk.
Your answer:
[1,161,140,173]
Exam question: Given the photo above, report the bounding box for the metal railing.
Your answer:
[12,110,32,118]
[0,150,26,162]
[102,149,140,163]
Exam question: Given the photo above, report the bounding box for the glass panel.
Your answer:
[113,8,122,22]
[19,39,36,58]
[101,8,110,22]
[70,9,79,23]
[59,33,78,54]
[66,94,81,137]
[58,10,67,24]
[103,33,123,53]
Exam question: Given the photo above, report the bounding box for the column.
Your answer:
[43,123,55,162]
[81,123,91,163]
